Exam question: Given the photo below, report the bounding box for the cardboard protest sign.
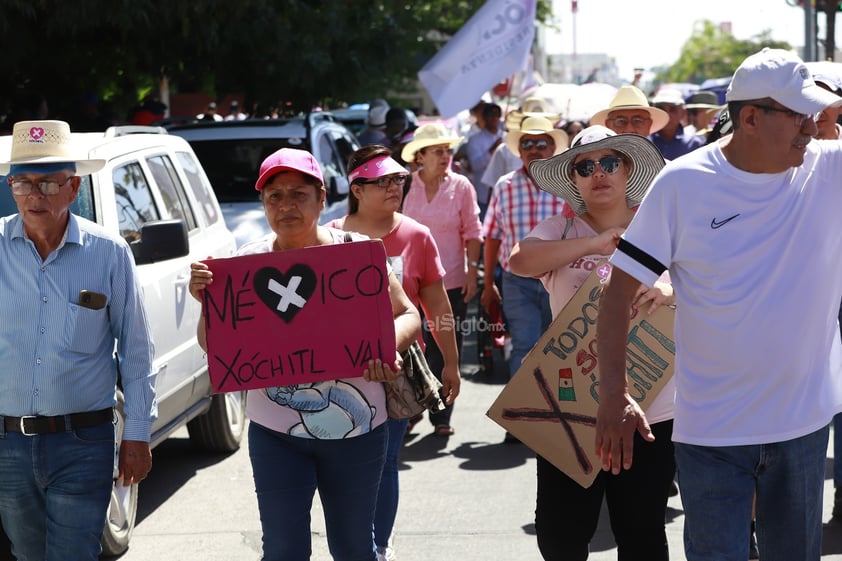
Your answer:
[487,262,675,488]
[201,240,396,393]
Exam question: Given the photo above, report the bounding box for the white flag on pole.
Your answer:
[418,0,537,119]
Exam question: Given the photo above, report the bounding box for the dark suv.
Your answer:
[168,112,360,246]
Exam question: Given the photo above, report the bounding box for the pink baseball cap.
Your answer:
[255,147,324,191]
[348,154,407,182]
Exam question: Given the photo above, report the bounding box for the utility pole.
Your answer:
[805,0,817,60]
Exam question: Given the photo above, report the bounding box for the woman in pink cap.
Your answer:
[188,147,421,561]
[327,144,460,561]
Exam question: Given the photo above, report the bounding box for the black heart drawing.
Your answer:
[253,264,317,323]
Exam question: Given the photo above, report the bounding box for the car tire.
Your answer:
[187,391,247,453]
[101,390,138,557]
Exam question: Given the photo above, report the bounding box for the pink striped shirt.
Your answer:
[402,171,483,290]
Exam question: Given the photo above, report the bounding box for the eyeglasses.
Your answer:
[748,103,821,127]
[573,156,622,178]
[519,138,552,151]
[359,175,408,189]
[8,176,74,196]
[605,116,651,129]
[421,147,453,157]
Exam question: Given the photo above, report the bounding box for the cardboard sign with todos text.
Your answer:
[202,240,396,393]
[487,262,675,488]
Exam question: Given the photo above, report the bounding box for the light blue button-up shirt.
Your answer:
[0,213,157,441]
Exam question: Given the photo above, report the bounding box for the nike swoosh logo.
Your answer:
[710,214,740,229]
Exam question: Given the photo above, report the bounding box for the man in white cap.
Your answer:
[0,120,156,560]
[649,88,705,159]
[596,48,842,560]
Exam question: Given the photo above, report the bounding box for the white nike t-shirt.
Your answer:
[610,139,842,446]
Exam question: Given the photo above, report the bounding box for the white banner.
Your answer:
[418,0,536,118]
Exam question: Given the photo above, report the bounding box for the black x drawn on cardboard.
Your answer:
[501,367,597,474]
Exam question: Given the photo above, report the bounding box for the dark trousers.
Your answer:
[535,420,675,561]
[423,287,467,427]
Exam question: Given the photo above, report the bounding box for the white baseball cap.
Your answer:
[726,48,842,114]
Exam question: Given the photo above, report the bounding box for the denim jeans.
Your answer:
[501,270,552,379]
[249,421,386,561]
[0,420,115,561]
[535,421,674,561]
[373,418,408,548]
[676,425,829,561]
[423,287,467,427]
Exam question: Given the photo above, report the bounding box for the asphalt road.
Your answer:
[108,336,842,561]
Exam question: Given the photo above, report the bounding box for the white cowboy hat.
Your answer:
[0,120,105,175]
[505,96,562,131]
[528,125,665,215]
[505,116,568,157]
[589,85,669,134]
[400,123,463,162]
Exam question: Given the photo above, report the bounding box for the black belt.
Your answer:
[3,408,113,436]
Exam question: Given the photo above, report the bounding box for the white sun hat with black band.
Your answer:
[528,125,665,216]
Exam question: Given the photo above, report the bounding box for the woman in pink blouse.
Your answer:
[401,123,483,436]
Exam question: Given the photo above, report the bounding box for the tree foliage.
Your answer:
[658,20,792,85]
[0,0,552,122]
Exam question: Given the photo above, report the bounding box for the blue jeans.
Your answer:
[675,425,829,561]
[373,418,408,548]
[501,270,552,379]
[249,421,386,561]
[0,420,115,561]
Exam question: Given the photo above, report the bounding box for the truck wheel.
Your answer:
[187,391,246,453]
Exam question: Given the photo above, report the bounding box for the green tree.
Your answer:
[658,20,791,85]
[0,0,552,122]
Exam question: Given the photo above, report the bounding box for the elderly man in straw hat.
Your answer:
[590,85,669,137]
[596,48,842,560]
[481,116,567,442]
[0,120,156,560]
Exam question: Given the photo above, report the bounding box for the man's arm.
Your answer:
[594,266,655,474]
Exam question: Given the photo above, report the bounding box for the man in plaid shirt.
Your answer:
[481,117,567,390]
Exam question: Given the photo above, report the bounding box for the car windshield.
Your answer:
[188,138,311,202]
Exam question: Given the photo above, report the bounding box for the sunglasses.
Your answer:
[359,175,408,189]
[519,138,552,151]
[573,156,622,178]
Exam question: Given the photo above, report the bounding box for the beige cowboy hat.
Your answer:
[400,123,463,162]
[0,120,105,175]
[505,116,568,157]
[589,85,669,134]
[528,125,665,216]
[505,96,562,130]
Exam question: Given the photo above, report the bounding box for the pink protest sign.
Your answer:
[201,240,396,393]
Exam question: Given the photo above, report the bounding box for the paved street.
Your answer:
[112,333,842,561]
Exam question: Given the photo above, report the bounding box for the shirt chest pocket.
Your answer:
[65,303,111,355]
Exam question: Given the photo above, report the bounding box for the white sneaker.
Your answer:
[376,546,396,561]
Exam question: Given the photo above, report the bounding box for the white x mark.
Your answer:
[268,276,307,312]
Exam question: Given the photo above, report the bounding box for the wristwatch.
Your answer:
[468,260,480,269]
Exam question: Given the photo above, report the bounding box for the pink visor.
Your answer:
[348,155,407,182]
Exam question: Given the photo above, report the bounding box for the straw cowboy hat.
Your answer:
[401,123,463,162]
[505,96,562,130]
[528,125,665,215]
[0,120,105,175]
[589,85,669,134]
[505,116,568,157]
